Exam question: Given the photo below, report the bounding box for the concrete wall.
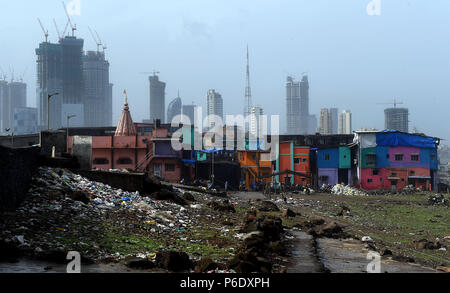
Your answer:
[0,145,40,211]
[0,134,39,148]
[72,136,92,170]
[40,130,67,156]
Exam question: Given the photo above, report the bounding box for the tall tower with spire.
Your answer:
[244,46,253,119]
[115,90,137,136]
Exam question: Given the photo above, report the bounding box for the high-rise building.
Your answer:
[182,104,197,126]
[0,80,27,133]
[0,80,10,133]
[167,93,182,125]
[286,76,301,134]
[13,107,38,135]
[308,114,318,134]
[36,41,63,130]
[338,110,352,134]
[319,108,331,134]
[249,105,264,137]
[149,74,166,123]
[82,50,112,127]
[385,107,409,132]
[206,89,223,129]
[329,107,338,134]
[299,75,310,134]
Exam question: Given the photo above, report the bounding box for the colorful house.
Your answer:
[274,141,312,186]
[355,130,440,191]
[238,150,273,189]
[316,146,353,186]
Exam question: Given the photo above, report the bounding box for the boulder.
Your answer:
[156,251,191,272]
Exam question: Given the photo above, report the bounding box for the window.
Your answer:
[93,158,109,165]
[411,155,419,161]
[324,154,330,161]
[391,173,397,177]
[431,154,436,161]
[372,169,379,176]
[410,170,415,176]
[165,164,175,172]
[117,158,132,165]
[302,158,307,163]
[368,179,373,183]
[365,154,376,167]
[380,178,383,182]
[294,158,300,165]
[386,154,390,159]
[395,154,404,161]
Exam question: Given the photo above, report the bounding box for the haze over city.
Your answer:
[1,0,449,141]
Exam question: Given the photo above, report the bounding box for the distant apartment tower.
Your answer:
[0,80,27,133]
[338,110,352,134]
[36,41,63,130]
[82,50,112,127]
[182,104,198,126]
[13,107,38,135]
[319,108,332,134]
[149,74,166,123]
[206,89,223,129]
[299,75,310,134]
[249,105,264,137]
[167,94,182,124]
[329,108,338,134]
[286,76,301,134]
[385,107,409,132]
[308,114,318,134]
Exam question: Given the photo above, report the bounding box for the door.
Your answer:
[390,180,397,192]
[154,164,162,178]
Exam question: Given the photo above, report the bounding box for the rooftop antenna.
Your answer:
[37,18,49,42]
[62,1,76,37]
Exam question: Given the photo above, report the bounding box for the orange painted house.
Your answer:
[238,150,273,189]
[276,141,311,186]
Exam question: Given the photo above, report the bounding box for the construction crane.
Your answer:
[88,26,102,52]
[377,99,404,108]
[62,1,76,37]
[94,30,107,52]
[37,18,49,42]
[139,71,160,76]
[53,19,61,40]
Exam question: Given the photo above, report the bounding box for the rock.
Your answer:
[282,208,297,218]
[156,251,191,272]
[124,257,155,270]
[152,189,187,206]
[313,221,348,239]
[337,206,351,217]
[380,249,393,256]
[194,258,218,273]
[182,192,195,202]
[242,232,265,249]
[413,239,441,250]
[257,201,280,212]
[259,216,283,241]
[208,201,236,213]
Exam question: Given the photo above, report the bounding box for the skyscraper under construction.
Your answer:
[149,73,166,123]
[385,107,409,133]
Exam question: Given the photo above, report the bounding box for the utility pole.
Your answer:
[47,93,60,130]
[66,114,76,153]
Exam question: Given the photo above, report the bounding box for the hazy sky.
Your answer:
[1,0,449,142]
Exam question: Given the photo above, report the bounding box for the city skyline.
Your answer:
[1,0,450,141]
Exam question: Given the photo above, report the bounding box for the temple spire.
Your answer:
[115,89,137,136]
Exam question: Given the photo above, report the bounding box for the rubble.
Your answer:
[331,184,368,196]
[427,194,449,206]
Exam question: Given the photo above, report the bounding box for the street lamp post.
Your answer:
[47,93,60,130]
[66,114,76,153]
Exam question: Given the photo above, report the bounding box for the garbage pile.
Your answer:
[319,184,333,193]
[0,167,240,266]
[331,184,368,196]
[399,185,423,195]
[427,194,449,206]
